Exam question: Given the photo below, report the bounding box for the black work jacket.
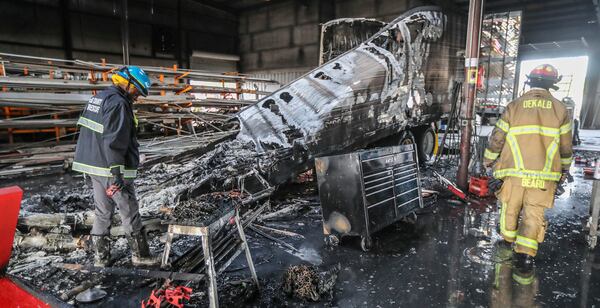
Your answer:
[73,86,139,178]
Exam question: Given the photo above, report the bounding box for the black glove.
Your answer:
[110,167,125,190]
[559,171,571,186]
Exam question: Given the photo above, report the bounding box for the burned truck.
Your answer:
[136,6,465,213]
[236,6,464,185]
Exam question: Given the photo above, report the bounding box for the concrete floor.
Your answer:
[245,176,599,307]
[4,130,600,307]
[240,130,600,307]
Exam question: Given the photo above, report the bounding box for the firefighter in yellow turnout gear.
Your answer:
[484,64,573,270]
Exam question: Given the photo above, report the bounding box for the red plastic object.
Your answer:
[0,278,50,308]
[141,289,163,308]
[0,186,22,270]
[142,285,192,308]
[469,176,490,198]
[0,186,51,307]
[165,286,192,308]
[448,184,467,200]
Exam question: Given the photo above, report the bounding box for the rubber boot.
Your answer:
[513,252,534,274]
[91,235,110,267]
[494,239,513,262]
[127,231,160,267]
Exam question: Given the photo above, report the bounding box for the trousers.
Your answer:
[89,175,142,236]
[497,177,556,257]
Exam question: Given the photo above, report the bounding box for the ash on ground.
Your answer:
[21,182,93,214]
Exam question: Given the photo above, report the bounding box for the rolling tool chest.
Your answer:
[315,144,423,251]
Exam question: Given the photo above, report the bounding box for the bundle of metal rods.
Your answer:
[0,52,278,142]
[0,52,279,178]
[0,131,238,179]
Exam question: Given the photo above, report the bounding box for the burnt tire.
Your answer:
[414,126,436,163]
[398,130,416,146]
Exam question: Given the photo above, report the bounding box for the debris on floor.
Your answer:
[282,263,341,302]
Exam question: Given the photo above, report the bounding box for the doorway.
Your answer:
[517,56,589,119]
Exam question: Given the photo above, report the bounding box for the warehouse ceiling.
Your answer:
[455,0,600,44]
[198,0,600,48]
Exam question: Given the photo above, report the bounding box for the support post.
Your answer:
[201,228,219,308]
[161,228,174,269]
[60,0,72,60]
[457,0,484,190]
[588,180,600,249]
[120,0,130,65]
[234,209,259,288]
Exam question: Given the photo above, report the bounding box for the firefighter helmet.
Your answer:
[114,66,151,97]
[526,64,561,89]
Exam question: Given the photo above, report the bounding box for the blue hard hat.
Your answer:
[116,66,151,97]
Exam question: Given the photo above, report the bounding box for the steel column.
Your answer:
[588,180,600,249]
[60,0,73,60]
[457,0,484,190]
[120,0,130,65]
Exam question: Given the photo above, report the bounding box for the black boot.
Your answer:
[127,230,160,267]
[91,235,110,267]
[513,252,534,274]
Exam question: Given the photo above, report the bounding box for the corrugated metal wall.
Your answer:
[242,68,311,99]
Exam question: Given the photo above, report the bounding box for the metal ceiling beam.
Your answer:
[189,0,237,13]
[484,0,592,12]
[523,18,595,30]
[526,12,595,25]
[234,0,297,12]
[521,27,595,44]
[525,6,591,19]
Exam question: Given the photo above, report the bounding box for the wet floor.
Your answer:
[242,165,599,307]
[5,130,600,307]
[238,131,600,307]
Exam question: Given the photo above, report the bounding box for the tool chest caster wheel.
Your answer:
[360,236,372,252]
[325,235,340,247]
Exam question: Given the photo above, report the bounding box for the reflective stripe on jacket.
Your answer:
[73,86,139,178]
[484,88,573,183]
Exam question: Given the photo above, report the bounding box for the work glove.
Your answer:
[111,167,125,189]
[485,167,494,178]
[559,173,566,186]
[559,170,572,186]
[106,168,125,197]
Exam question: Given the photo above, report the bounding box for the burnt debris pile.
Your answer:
[169,192,237,226]
[282,263,341,302]
[138,139,281,216]
[21,184,94,214]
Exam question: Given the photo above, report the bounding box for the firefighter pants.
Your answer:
[497,177,556,257]
[90,175,143,236]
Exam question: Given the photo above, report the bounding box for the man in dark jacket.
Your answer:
[73,66,157,267]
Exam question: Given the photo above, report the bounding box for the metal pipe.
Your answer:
[0,52,279,83]
[120,0,130,65]
[457,0,484,190]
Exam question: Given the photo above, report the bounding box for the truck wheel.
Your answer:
[415,126,436,163]
[398,130,416,146]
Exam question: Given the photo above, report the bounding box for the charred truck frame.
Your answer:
[236,6,464,186]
